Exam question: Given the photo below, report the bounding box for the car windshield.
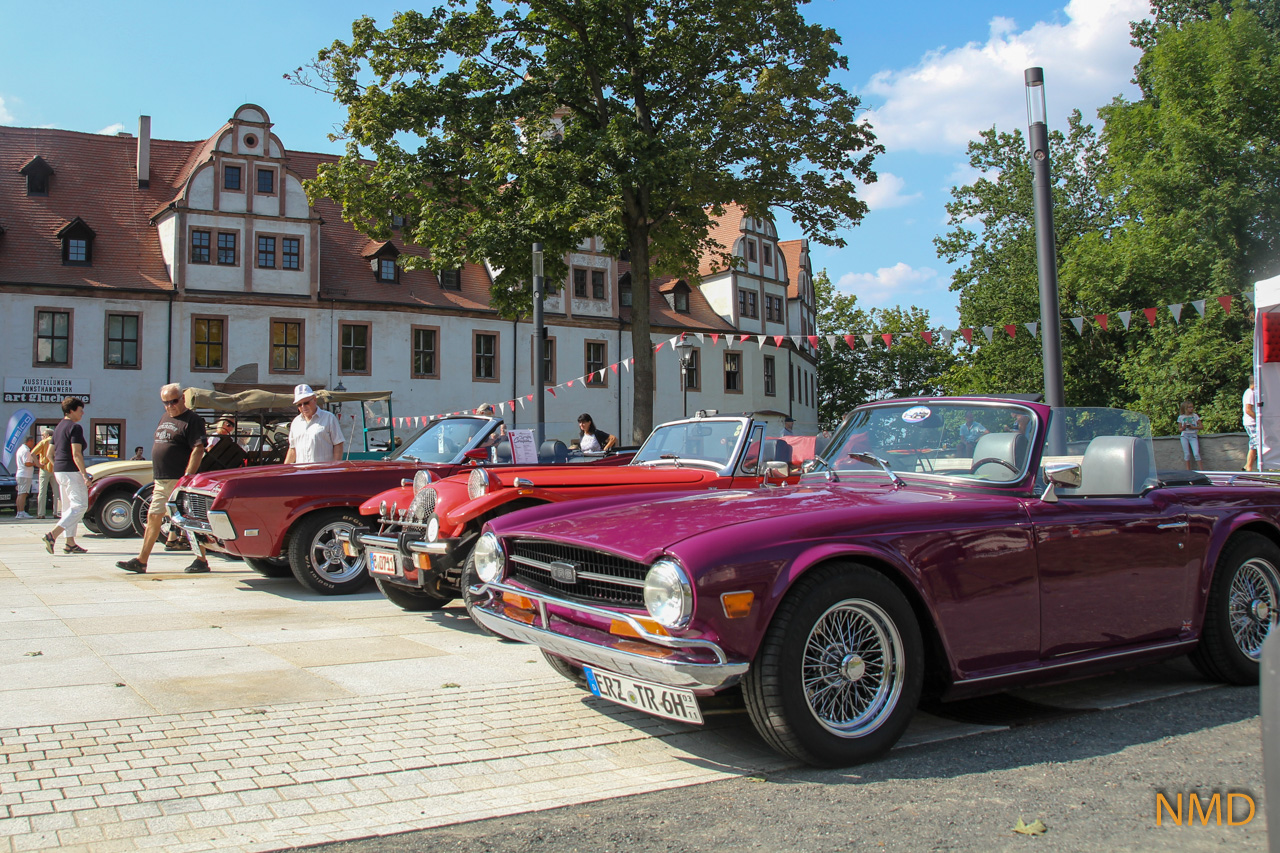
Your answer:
[631,419,747,469]
[393,417,496,463]
[821,400,1038,484]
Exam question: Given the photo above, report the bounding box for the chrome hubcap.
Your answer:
[1230,558,1280,660]
[312,523,363,581]
[802,598,905,738]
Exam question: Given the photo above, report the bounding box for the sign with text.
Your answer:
[507,429,539,465]
[4,377,92,405]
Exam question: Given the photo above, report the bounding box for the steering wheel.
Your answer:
[970,457,1019,475]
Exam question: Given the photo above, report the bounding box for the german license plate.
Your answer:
[584,666,703,724]
[368,550,399,576]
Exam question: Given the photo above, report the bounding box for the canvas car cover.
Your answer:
[182,388,391,413]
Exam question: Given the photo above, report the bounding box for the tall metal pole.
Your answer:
[1025,67,1065,412]
[532,244,545,446]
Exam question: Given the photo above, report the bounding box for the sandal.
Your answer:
[42,533,55,554]
[115,558,147,574]
[63,543,87,554]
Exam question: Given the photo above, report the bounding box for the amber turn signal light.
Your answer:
[502,592,534,611]
[609,618,670,638]
[721,591,754,619]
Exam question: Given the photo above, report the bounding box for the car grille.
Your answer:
[509,539,647,607]
[178,491,210,522]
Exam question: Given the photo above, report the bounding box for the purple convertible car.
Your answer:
[469,397,1280,766]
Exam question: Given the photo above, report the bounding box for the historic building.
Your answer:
[0,104,818,456]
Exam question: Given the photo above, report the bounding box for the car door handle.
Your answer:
[1157,521,1189,530]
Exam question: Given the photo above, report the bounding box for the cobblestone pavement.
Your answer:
[0,520,1225,852]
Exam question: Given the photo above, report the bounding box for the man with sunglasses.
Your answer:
[284,384,344,464]
[116,384,209,574]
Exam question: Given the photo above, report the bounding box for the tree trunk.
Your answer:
[627,229,654,443]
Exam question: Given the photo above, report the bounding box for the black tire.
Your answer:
[375,576,452,611]
[460,550,501,637]
[542,649,587,687]
[130,487,153,538]
[1190,532,1280,685]
[93,488,138,538]
[245,557,293,578]
[287,509,370,595]
[82,516,101,534]
[743,563,924,767]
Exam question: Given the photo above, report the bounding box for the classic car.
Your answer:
[84,386,400,538]
[345,413,812,621]
[467,397,1280,767]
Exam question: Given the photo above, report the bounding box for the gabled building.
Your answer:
[0,104,818,455]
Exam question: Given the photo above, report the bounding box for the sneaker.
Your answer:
[184,559,210,574]
[15,511,31,519]
[116,558,147,574]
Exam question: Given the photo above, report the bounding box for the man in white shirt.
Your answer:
[284,384,345,464]
[13,435,35,518]
[1244,376,1258,472]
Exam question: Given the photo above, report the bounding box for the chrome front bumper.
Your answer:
[167,497,236,540]
[471,580,749,691]
[336,528,451,556]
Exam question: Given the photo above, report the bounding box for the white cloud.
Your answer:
[859,172,921,211]
[861,0,1145,154]
[837,262,940,305]
[0,96,13,124]
[97,122,125,136]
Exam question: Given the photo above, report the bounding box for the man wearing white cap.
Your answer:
[284,384,345,464]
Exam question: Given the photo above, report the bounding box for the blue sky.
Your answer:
[0,0,1147,327]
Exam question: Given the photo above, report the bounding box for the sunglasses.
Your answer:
[161,398,182,406]
[296,399,316,409]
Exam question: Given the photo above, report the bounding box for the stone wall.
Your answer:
[1152,432,1249,472]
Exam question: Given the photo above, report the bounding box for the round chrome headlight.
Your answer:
[467,467,491,501]
[473,532,505,583]
[408,486,436,521]
[644,559,693,630]
[413,469,435,493]
[379,500,388,519]
[425,514,440,542]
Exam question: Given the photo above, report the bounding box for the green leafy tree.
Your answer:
[300,0,880,441]
[815,270,957,429]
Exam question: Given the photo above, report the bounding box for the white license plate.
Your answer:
[584,666,703,724]
[368,550,399,576]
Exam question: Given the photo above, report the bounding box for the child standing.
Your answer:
[1177,400,1202,470]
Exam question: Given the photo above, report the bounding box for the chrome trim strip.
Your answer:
[511,554,645,588]
[206,510,236,541]
[1157,521,1189,529]
[957,639,1198,686]
[168,506,213,535]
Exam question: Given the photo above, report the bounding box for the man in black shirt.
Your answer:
[116,384,210,574]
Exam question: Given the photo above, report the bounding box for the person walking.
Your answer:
[1245,376,1259,472]
[41,397,91,554]
[116,384,211,574]
[284,385,344,464]
[576,413,617,452]
[31,428,56,519]
[1177,400,1203,471]
[13,434,36,518]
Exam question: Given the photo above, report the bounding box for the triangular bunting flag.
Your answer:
[881,333,893,349]
[518,397,526,409]
[566,380,574,388]
[789,335,802,348]
[710,333,720,345]
[497,403,505,416]
[960,328,973,345]
[1168,304,1183,324]
[525,394,534,402]
[826,335,839,350]
[1217,295,1232,315]
[940,330,953,347]
[740,334,751,343]
[1244,291,1257,305]
[1070,317,1084,335]
[655,341,665,353]
[1143,307,1158,327]
[694,332,704,343]
[1192,300,1206,317]
[611,363,619,374]
[671,335,681,347]
[844,334,858,350]
[1094,314,1109,331]
[808,335,820,349]
[922,331,933,346]
[1024,322,1038,338]
[982,326,994,342]
[756,335,767,350]
[597,369,606,381]
[863,334,875,347]
[775,336,787,348]
[547,387,556,397]
[1118,310,1132,330]
[1004,324,1017,339]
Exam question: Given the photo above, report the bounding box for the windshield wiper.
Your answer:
[658,453,682,467]
[849,452,905,487]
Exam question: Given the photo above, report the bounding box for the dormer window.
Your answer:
[57,218,95,266]
[673,283,691,313]
[377,258,398,282]
[20,156,54,196]
[391,214,406,229]
[362,241,401,282]
[439,269,461,290]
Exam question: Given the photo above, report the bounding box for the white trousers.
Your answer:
[54,472,87,537]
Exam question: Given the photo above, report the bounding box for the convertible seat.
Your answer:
[492,442,512,464]
[538,439,569,463]
[970,432,1026,481]
[1071,435,1151,497]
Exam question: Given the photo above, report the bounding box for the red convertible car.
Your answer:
[344,413,812,618]
[468,397,1280,766]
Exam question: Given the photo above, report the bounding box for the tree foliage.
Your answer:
[300,0,880,440]
[815,271,957,429]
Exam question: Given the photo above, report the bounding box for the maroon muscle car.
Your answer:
[168,414,510,594]
[469,397,1280,766]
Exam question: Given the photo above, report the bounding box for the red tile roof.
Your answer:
[696,202,746,278]
[620,265,734,333]
[778,239,807,300]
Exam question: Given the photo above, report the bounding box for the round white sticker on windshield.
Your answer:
[902,406,933,424]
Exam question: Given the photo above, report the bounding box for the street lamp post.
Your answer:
[532,244,545,446]
[1025,67,1065,412]
[674,339,694,418]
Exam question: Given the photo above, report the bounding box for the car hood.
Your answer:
[88,460,151,478]
[488,461,716,489]
[185,458,433,489]
[492,480,990,564]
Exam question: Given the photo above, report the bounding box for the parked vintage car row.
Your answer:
[162,396,1279,767]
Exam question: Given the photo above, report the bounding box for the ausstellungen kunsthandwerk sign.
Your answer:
[3,378,92,405]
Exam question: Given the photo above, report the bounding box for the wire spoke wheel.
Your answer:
[1228,557,1279,660]
[802,599,904,738]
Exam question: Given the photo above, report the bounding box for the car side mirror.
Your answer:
[464,448,490,462]
[1040,462,1082,503]
[763,460,788,485]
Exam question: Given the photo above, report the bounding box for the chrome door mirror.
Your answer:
[1040,462,1082,503]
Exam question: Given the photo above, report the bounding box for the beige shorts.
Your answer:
[150,479,180,515]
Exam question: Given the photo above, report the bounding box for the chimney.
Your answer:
[136,115,151,189]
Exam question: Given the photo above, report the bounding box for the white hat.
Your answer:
[293,384,317,404]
